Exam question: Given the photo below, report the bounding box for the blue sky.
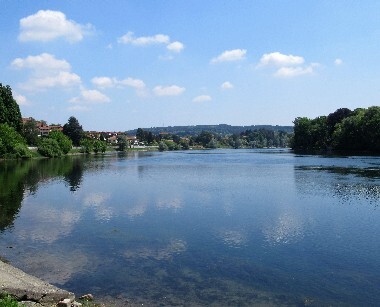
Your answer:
[1,1,379,131]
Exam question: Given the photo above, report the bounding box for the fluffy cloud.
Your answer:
[27,71,81,88]
[211,49,247,63]
[19,10,93,43]
[192,95,212,102]
[118,31,184,54]
[11,53,81,90]
[70,89,110,104]
[257,51,318,78]
[118,77,146,89]
[258,52,304,67]
[153,85,185,96]
[14,92,30,106]
[221,81,234,90]
[118,31,170,45]
[274,64,318,78]
[167,41,184,53]
[334,58,343,66]
[91,77,114,88]
[11,53,71,73]
[91,76,147,96]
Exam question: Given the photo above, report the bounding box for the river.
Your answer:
[1,149,379,306]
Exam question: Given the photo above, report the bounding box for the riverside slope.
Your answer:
[0,260,75,306]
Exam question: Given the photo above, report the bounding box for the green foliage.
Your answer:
[0,124,32,158]
[49,130,72,154]
[80,138,94,154]
[0,84,22,132]
[37,138,63,157]
[80,138,107,153]
[0,294,19,307]
[63,116,84,146]
[158,141,168,151]
[136,128,155,144]
[93,139,107,153]
[21,118,40,146]
[117,136,128,151]
[126,124,293,137]
[292,106,380,153]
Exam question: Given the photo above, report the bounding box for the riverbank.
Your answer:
[0,260,79,306]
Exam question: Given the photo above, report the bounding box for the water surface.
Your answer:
[1,149,379,306]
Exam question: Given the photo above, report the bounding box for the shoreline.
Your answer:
[0,260,78,306]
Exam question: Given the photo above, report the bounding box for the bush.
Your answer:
[158,141,168,151]
[13,143,32,158]
[0,294,19,307]
[37,138,63,157]
[93,140,107,153]
[49,131,72,154]
[0,123,32,158]
[80,139,92,153]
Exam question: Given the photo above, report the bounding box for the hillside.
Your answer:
[126,124,293,136]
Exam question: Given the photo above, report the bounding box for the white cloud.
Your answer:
[334,58,343,66]
[70,89,110,104]
[221,81,234,90]
[23,71,81,90]
[118,32,184,55]
[92,76,147,96]
[193,95,212,102]
[118,31,170,45]
[153,85,185,96]
[11,53,81,91]
[11,53,71,74]
[211,49,247,63]
[274,64,317,78]
[118,77,146,89]
[19,10,93,43]
[91,77,114,88]
[14,92,30,106]
[167,41,184,53]
[258,52,304,67]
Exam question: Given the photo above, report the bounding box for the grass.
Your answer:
[0,294,20,307]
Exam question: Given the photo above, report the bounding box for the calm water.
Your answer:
[1,149,379,306]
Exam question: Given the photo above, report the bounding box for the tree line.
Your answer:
[127,123,293,137]
[0,83,108,158]
[135,127,292,151]
[292,106,380,153]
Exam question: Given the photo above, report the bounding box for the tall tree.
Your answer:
[21,118,40,146]
[63,116,84,146]
[0,84,22,132]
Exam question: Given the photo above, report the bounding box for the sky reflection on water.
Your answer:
[0,150,379,306]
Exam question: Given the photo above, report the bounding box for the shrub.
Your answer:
[0,294,19,307]
[49,131,72,154]
[80,139,93,154]
[0,123,32,158]
[37,138,63,157]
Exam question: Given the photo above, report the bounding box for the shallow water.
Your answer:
[1,149,379,306]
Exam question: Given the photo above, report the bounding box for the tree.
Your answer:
[0,84,22,132]
[0,124,31,158]
[21,118,40,146]
[93,139,107,153]
[80,139,93,154]
[63,116,84,146]
[37,138,63,158]
[117,135,128,151]
[49,130,72,154]
[136,128,145,142]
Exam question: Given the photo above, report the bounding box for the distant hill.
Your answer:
[126,124,293,136]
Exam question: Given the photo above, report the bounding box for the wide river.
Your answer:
[1,149,379,306]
